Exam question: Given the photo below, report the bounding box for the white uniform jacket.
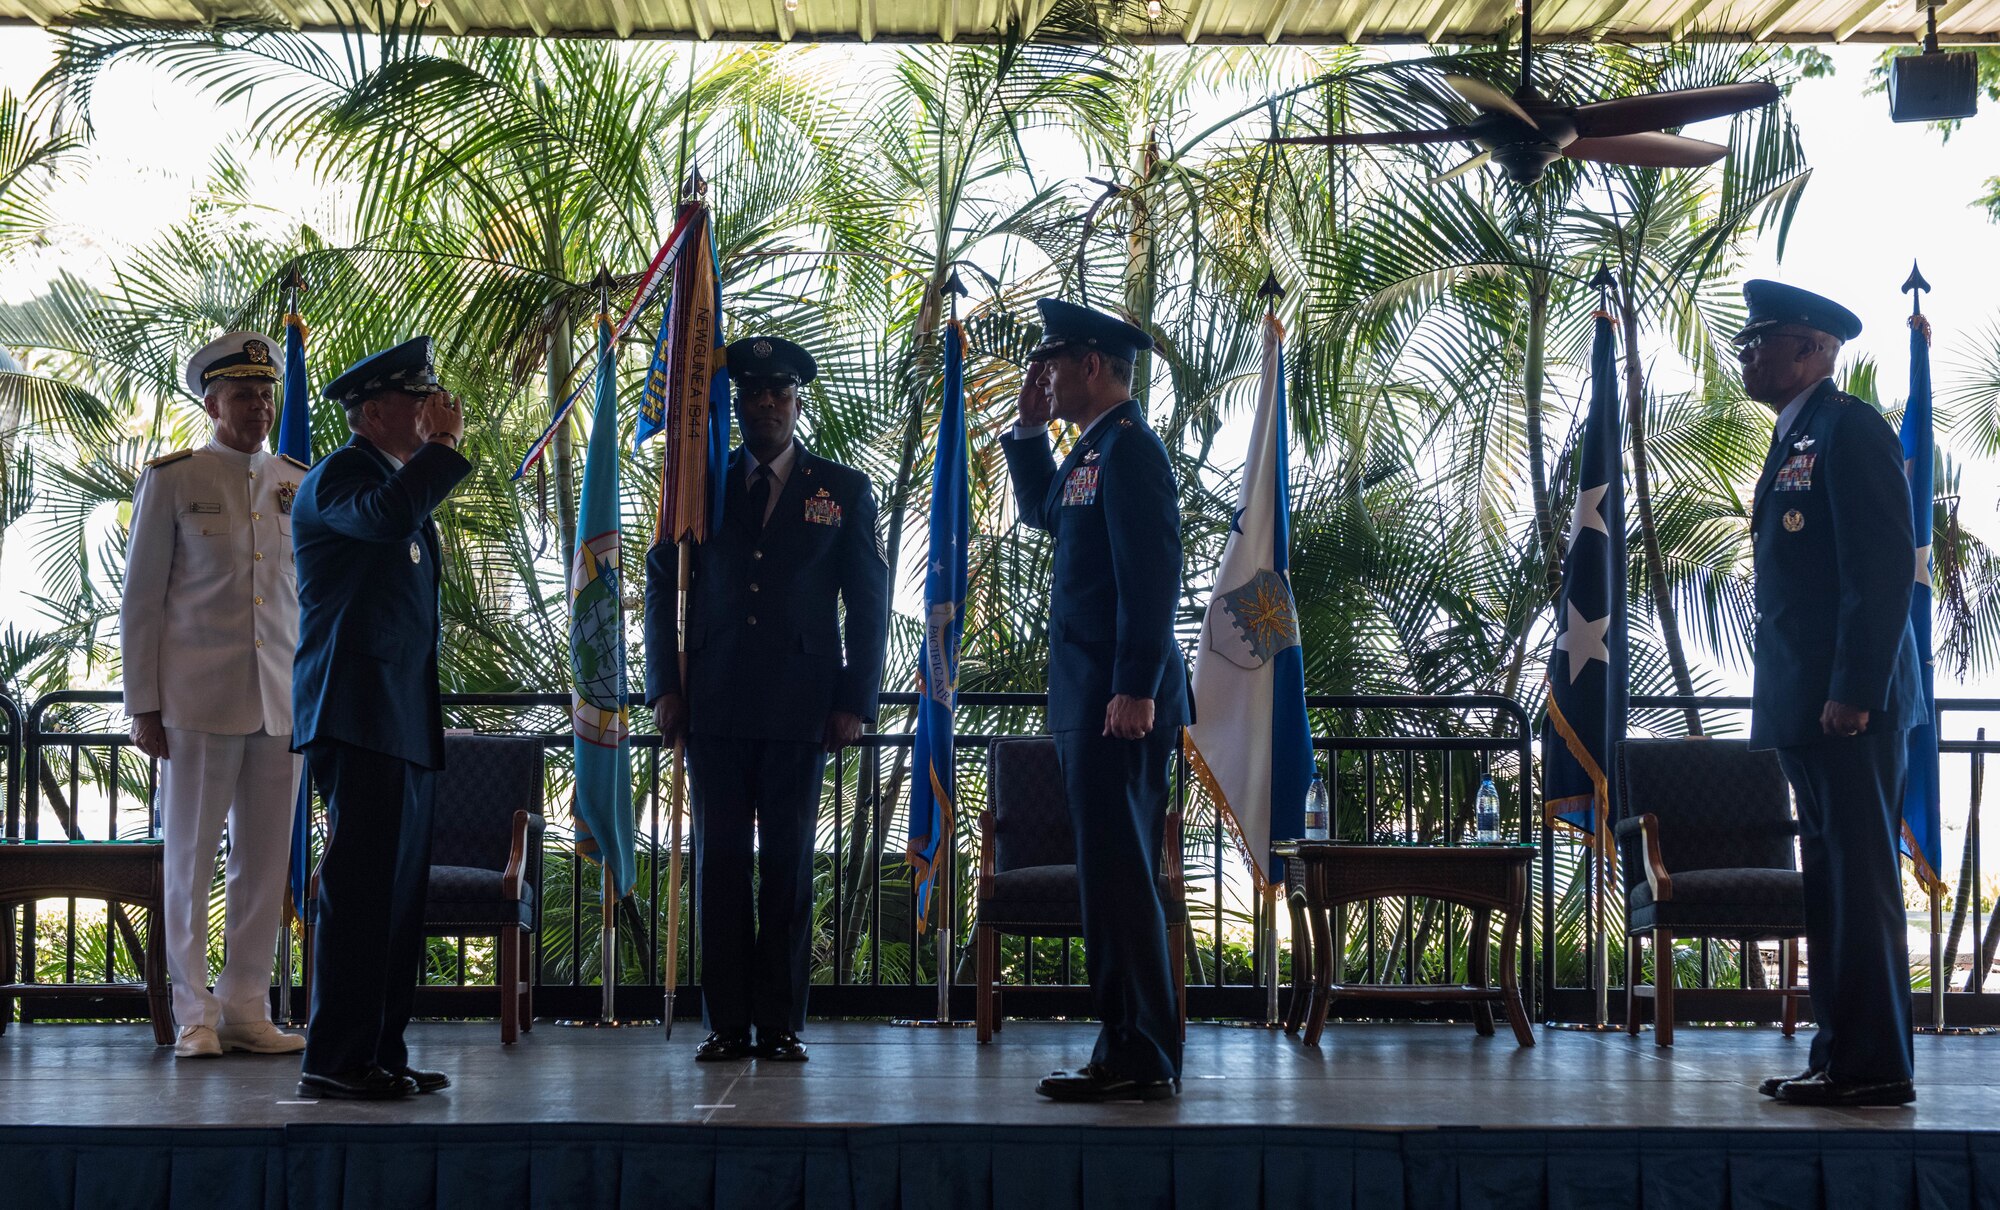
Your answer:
[121,439,303,735]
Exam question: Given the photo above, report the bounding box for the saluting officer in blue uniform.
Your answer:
[1001,299,1189,1103]
[644,336,891,1064]
[291,337,471,1100]
[1739,281,1923,1108]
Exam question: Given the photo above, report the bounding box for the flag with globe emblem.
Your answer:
[570,311,637,898]
[1543,302,1627,841]
[1899,290,1943,893]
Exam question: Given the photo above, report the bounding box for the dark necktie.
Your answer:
[747,465,773,532]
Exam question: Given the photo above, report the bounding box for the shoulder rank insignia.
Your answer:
[278,453,310,471]
[145,448,194,469]
[1118,418,1134,427]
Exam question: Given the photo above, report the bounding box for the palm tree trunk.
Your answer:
[1619,293,1702,735]
[1524,281,1557,598]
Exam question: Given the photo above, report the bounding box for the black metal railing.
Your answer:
[18,687,2000,1026]
[5,689,1539,1024]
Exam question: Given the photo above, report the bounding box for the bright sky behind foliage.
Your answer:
[2,30,1999,702]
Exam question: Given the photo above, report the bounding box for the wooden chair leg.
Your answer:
[976,925,996,1043]
[1625,934,1641,1036]
[499,929,520,1045]
[1653,927,1674,1048]
[1781,938,1799,1038]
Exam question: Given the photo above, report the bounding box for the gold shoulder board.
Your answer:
[144,448,194,468]
[277,453,310,471]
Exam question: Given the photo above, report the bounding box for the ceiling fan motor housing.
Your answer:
[1889,50,1979,122]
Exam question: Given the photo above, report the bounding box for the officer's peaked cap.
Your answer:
[726,336,817,387]
[1028,299,1153,365]
[186,331,280,398]
[324,336,443,407]
[1734,280,1862,344]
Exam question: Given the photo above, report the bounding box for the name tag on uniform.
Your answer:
[1773,453,1815,491]
[804,489,843,527]
[1061,465,1100,506]
[188,501,222,514]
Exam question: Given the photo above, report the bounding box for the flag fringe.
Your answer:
[908,764,956,936]
[1902,819,1946,894]
[1181,729,1273,894]
[1542,682,1613,852]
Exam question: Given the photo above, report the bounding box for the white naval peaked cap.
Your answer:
[185,330,282,398]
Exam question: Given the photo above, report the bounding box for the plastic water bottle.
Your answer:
[1475,778,1501,844]
[1304,777,1330,840]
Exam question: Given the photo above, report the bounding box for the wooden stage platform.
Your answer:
[3,1020,1998,1207]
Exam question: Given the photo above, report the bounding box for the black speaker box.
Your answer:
[1890,50,1980,123]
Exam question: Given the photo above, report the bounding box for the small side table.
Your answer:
[1277,841,1535,1048]
[0,841,172,1044]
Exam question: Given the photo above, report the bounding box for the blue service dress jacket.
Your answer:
[1750,378,1923,750]
[290,435,472,770]
[1000,399,1190,733]
[643,443,892,743]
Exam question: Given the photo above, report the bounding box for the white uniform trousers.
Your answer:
[159,728,301,1029]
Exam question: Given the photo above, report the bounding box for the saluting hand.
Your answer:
[420,390,465,447]
[130,711,169,761]
[1104,694,1155,741]
[1821,700,1871,738]
[1015,362,1053,431]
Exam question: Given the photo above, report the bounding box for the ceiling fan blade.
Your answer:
[1428,151,1493,186]
[1443,74,1538,129]
[1571,81,1782,138]
[1562,132,1730,169]
[1269,126,1478,148]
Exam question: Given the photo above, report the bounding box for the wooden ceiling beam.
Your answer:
[1831,0,1886,41]
[1669,0,1720,41]
[1262,0,1309,45]
[1182,0,1219,44]
[1751,0,1807,40]
[858,0,876,41]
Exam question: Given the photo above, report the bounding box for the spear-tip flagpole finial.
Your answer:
[1257,270,1285,313]
[1903,260,1931,315]
[941,268,968,298]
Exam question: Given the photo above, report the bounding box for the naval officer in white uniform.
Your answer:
[122,332,308,1058]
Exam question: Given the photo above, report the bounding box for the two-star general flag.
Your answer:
[1900,307,1944,893]
[569,312,637,899]
[1543,307,1628,841]
[279,309,315,917]
[1183,311,1314,890]
[906,322,970,930]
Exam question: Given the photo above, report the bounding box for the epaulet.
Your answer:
[144,448,193,469]
[277,453,309,471]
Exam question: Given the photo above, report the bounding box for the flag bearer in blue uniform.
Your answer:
[1738,281,1923,1108]
[291,337,471,1100]
[644,336,891,1064]
[1001,299,1189,1103]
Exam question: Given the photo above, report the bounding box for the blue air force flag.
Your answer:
[1543,307,1627,840]
[1183,312,1314,889]
[907,321,970,930]
[1900,308,1943,892]
[570,313,637,898]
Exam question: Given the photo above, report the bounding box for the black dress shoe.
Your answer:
[1774,1072,1915,1107]
[694,1032,754,1062]
[1759,1069,1817,1098]
[756,1032,809,1062]
[298,1066,414,1101]
[392,1066,451,1094]
[1036,1064,1177,1103]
